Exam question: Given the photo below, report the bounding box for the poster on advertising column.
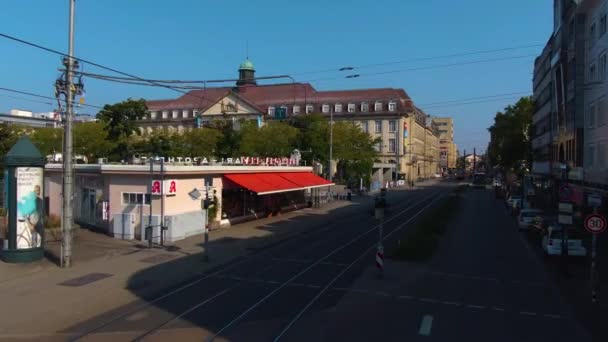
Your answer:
[15,167,43,249]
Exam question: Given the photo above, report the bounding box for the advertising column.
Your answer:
[0,137,46,263]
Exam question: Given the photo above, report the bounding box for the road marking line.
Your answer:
[520,311,537,316]
[492,307,505,312]
[466,304,485,309]
[419,298,437,303]
[418,315,434,336]
[543,314,562,319]
[399,295,414,300]
[439,301,460,306]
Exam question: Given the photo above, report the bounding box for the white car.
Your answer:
[542,224,587,257]
[517,209,543,231]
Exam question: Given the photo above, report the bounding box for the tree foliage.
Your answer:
[239,121,300,157]
[486,97,533,172]
[331,121,378,182]
[178,128,223,157]
[73,122,116,159]
[30,127,63,157]
[96,98,148,160]
[292,114,329,165]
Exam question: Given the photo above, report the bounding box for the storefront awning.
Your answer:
[224,172,333,195]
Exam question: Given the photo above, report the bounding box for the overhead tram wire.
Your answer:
[418,91,531,107]
[304,54,538,83]
[286,43,544,76]
[0,86,103,109]
[0,32,215,105]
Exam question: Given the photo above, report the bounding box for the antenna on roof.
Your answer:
[246,40,249,59]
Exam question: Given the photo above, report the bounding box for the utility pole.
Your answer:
[473,147,477,173]
[61,0,76,268]
[328,106,334,182]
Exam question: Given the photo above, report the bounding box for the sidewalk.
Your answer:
[0,196,369,338]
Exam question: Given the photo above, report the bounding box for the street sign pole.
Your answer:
[374,197,386,279]
[591,232,597,304]
[585,210,606,304]
[203,182,210,262]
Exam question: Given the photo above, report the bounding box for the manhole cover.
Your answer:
[59,273,113,287]
[139,253,177,264]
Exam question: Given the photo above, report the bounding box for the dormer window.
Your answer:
[293,105,301,114]
[335,103,343,113]
[388,101,397,112]
[268,106,276,116]
[306,104,314,113]
[361,102,369,112]
[150,111,157,119]
[322,104,330,113]
[375,102,383,111]
[182,110,189,118]
[172,110,179,118]
[348,103,356,113]
[162,111,168,119]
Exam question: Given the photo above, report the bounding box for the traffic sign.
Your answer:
[559,202,573,213]
[585,214,607,234]
[588,193,603,208]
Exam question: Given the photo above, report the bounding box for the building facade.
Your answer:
[582,0,608,186]
[432,117,457,172]
[138,59,444,187]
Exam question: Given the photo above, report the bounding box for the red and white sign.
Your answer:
[151,179,178,196]
[585,214,607,234]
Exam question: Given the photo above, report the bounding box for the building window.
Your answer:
[348,103,356,113]
[306,104,314,114]
[388,102,396,112]
[588,102,596,128]
[162,111,168,119]
[122,192,151,205]
[172,110,179,119]
[268,106,275,116]
[374,102,383,111]
[601,14,607,36]
[600,53,607,81]
[293,105,301,114]
[591,23,597,45]
[361,121,368,133]
[335,103,343,113]
[322,104,330,113]
[590,63,597,82]
[182,110,189,118]
[193,110,199,118]
[599,96,607,126]
[587,144,596,167]
[388,138,396,153]
[374,141,381,152]
[361,102,369,112]
[388,120,396,132]
[150,111,157,119]
[375,120,382,133]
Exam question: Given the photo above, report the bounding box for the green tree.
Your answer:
[331,121,378,183]
[239,121,300,156]
[135,130,177,157]
[487,97,533,173]
[73,122,116,160]
[214,121,243,158]
[292,114,329,165]
[97,98,147,161]
[177,128,223,157]
[30,127,63,157]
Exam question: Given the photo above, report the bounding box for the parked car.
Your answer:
[506,195,523,211]
[541,224,587,257]
[517,208,543,231]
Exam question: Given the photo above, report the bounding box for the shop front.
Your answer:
[44,163,333,243]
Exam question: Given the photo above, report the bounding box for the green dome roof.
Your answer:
[239,59,255,71]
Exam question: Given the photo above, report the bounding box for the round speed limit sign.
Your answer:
[585,214,607,234]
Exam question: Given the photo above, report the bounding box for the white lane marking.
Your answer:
[439,301,460,306]
[418,315,434,336]
[466,304,485,309]
[520,311,537,316]
[419,298,438,304]
[399,295,414,300]
[270,191,448,342]
[543,314,562,319]
[492,307,505,312]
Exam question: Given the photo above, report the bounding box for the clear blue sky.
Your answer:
[0,0,553,153]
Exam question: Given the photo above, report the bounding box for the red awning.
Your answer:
[224,172,333,195]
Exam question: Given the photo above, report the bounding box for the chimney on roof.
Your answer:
[236,58,257,87]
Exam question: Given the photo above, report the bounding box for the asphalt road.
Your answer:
[66,182,592,342]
